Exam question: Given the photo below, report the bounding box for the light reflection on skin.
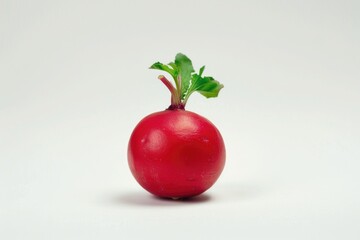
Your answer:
[145,129,166,152]
[171,114,200,137]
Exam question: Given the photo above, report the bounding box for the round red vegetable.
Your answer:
[128,53,225,199]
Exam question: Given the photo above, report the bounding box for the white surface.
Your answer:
[1,0,360,239]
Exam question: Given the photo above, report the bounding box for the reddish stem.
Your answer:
[158,75,182,108]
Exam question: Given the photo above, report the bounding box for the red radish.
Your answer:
[128,53,225,199]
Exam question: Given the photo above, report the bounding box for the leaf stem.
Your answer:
[158,75,181,107]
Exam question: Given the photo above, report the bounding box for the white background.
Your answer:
[1,0,359,239]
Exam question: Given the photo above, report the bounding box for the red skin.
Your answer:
[128,109,226,198]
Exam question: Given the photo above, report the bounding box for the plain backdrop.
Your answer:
[1,0,359,239]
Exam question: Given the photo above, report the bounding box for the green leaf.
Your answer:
[174,53,195,99]
[196,76,224,98]
[199,66,205,77]
[150,53,224,109]
[185,74,224,100]
[149,62,177,80]
[168,62,179,73]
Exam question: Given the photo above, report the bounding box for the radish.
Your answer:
[128,53,225,199]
